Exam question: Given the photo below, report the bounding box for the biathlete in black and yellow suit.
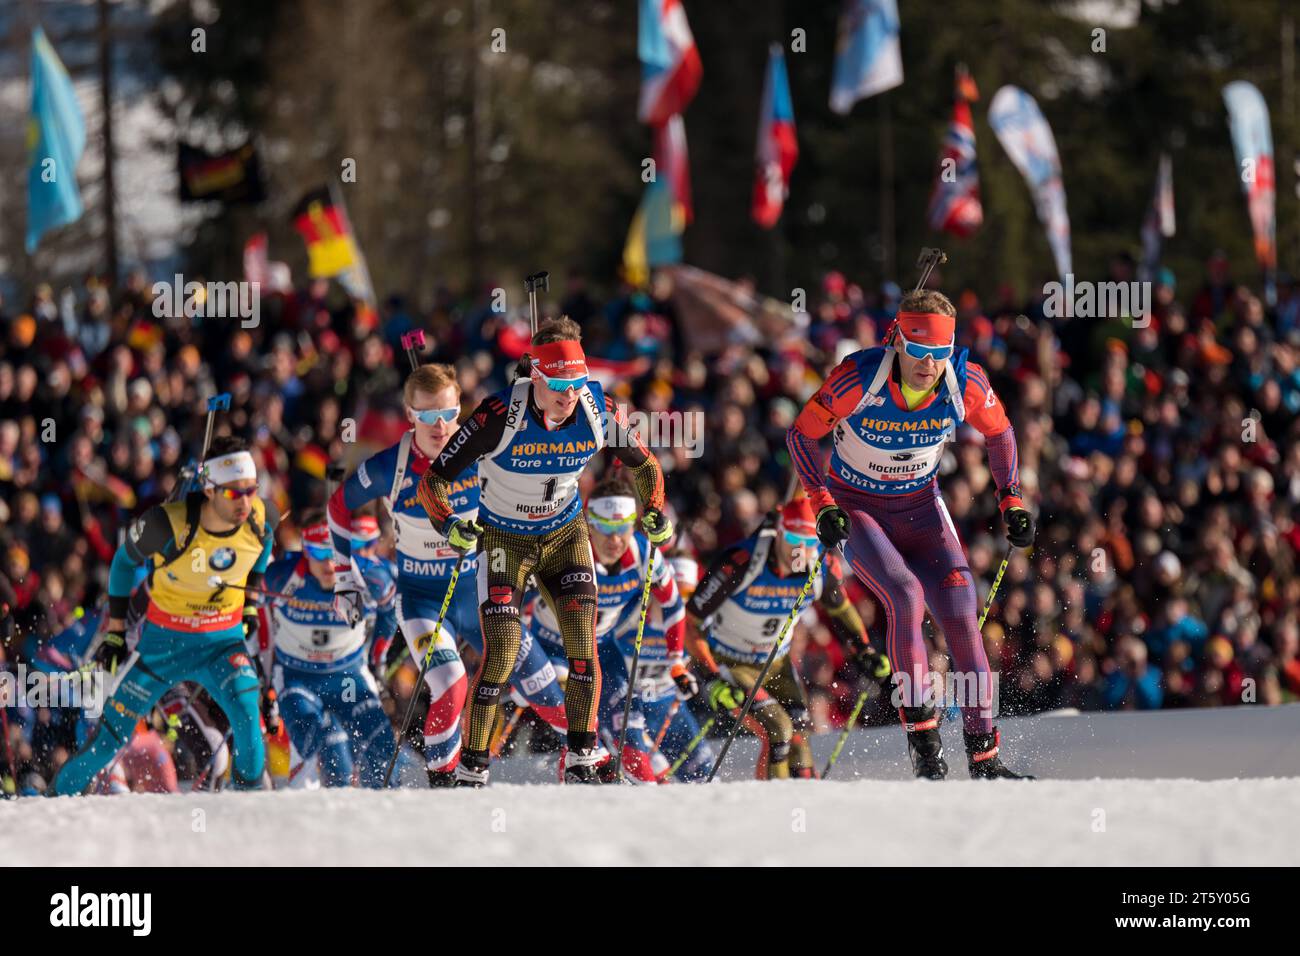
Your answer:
[53,437,280,794]
[685,498,891,780]
[417,317,671,786]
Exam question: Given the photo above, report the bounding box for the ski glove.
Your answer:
[704,678,744,712]
[333,568,365,627]
[641,508,674,546]
[1004,508,1035,548]
[242,606,261,647]
[93,629,128,673]
[251,653,281,734]
[815,505,850,549]
[670,660,699,701]
[444,518,483,556]
[856,644,892,682]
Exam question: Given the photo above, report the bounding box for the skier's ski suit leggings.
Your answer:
[835,480,995,733]
[54,621,265,794]
[468,515,600,756]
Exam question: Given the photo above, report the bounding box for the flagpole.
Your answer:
[97,0,119,287]
[879,93,896,284]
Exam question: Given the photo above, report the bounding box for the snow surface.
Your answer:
[5,777,1298,866]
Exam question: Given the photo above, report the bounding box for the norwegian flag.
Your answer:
[927,65,983,238]
[752,44,798,230]
[638,0,703,126]
[654,113,693,226]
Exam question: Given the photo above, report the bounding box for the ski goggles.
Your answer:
[304,543,334,561]
[896,326,955,363]
[782,529,820,551]
[532,367,588,393]
[587,511,636,534]
[215,486,257,500]
[587,495,637,534]
[409,406,459,425]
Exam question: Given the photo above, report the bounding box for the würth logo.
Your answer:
[50,886,152,936]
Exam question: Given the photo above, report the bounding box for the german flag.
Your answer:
[291,187,358,278]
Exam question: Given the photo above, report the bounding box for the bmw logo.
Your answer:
[209,548,237,571]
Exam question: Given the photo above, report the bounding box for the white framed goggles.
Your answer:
[896,327,955,362]
[410,406,459,425]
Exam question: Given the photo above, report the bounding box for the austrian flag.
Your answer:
[638,0,703,126]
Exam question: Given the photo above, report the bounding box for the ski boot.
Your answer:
[901,705,948,780]
[964,728,1034,780]
[453,750,490,788]
[427,768,457,788]
[563,747,604,784]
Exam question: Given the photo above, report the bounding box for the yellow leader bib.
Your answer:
[146,497,267,632]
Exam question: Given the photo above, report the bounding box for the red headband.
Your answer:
[778,498,817,536]
[893,311,956,346]
[531,340,587,379]
[302,523,330,546]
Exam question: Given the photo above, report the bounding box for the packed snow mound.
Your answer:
[6,777,1297,866]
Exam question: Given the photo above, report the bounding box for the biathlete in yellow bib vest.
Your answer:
[53,437,281,794]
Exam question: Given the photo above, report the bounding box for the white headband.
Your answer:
[587,495,637,524]
[203,451,257,488]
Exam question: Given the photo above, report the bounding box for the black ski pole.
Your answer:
[517,270,549,380]
[706,553,824,783]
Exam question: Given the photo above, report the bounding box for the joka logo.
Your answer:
[228,652,250,668]
[50,886,152,936]
[489,586,513,605]
[209,547,236,571]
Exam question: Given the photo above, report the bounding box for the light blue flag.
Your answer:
[644,177,682,268]
[27,27,87,253]
[829,0,904,115]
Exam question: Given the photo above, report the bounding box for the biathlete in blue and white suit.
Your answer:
[328,363,567,786]
[262,512,397,788]
[685,498,891,780]
[634,554,716,782]
[529,477,697,783]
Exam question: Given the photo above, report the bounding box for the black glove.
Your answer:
[93,630,128,673]
[855,643,892,682]
[815,505,850,549]
[1004,508,1035,548]
[250,652,281,734]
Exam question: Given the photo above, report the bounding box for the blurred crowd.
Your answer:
[3,249,1299,790]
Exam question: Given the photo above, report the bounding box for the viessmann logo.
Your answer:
[50,886,152,936]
